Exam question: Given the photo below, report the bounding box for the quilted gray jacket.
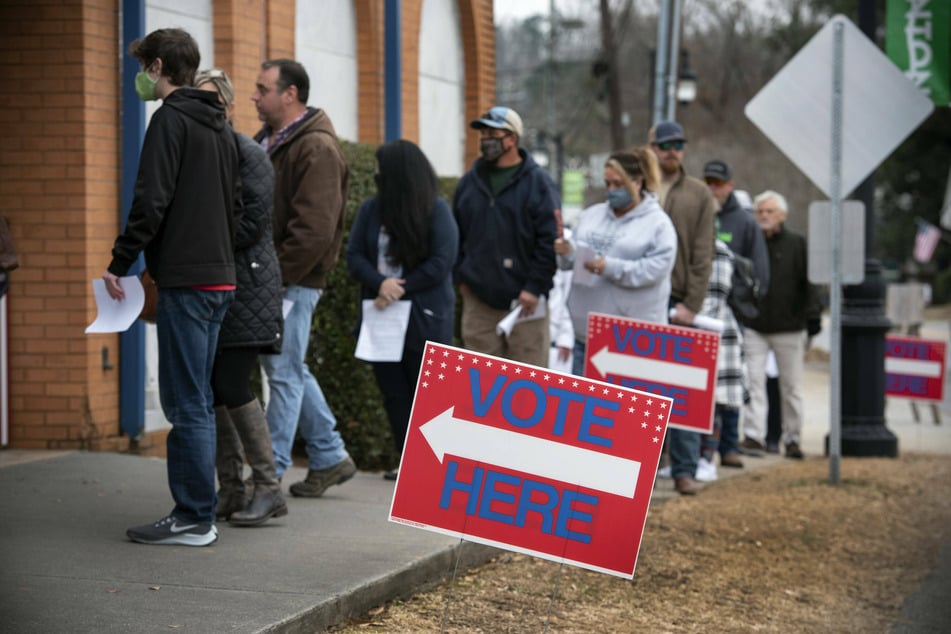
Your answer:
[217,132,283,353]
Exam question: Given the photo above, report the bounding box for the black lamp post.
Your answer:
[833,0,899,457]
[649,48,697,129]
[676,50,697,106]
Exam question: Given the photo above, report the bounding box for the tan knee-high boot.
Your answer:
[228,400,288,527]
[215,405,248,520]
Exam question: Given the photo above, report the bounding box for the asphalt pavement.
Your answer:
[1,317,948,633]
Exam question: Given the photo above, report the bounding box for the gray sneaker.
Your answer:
[126,515,218,546]
[289,456,357,498]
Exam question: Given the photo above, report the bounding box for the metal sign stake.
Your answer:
[829,23,844,484]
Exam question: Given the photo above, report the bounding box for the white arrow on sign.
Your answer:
[589,346,708,390]
[885,358,942,378]
[419,407,641,498]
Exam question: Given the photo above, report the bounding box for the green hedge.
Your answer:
[306,140,459,471]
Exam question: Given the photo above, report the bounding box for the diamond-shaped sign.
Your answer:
[745,15,933,198]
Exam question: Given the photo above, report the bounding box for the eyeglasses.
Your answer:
[704,177,726,187]
[654,140,684,151]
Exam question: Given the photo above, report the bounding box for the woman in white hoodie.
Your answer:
[554,147,677,375]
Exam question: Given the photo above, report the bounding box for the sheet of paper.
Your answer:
[85,276,145,334]
[496,296,547,337]
[355,299,411,362]
[571,243,598,287]
[668,308,724,333]
[282,299,294,319]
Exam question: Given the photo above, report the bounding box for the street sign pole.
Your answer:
[828,22,844,485]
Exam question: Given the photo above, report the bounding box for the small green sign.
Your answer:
[561,170,585,207]
[886,0,950,106]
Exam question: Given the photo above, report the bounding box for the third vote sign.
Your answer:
[584,312,719,433]
[389,342,671,579]
[885,335,947,402]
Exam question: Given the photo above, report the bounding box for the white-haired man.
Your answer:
[741,191,821,459]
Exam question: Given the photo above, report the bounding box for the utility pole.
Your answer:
[664,0,683,121]
[600,0,624,149]
[547,0,562,192]
[651,0,671,125]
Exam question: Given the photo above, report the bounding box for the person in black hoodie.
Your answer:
[103,29,241,547]
[453,106,560,368]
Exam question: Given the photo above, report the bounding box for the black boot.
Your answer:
[228,400,288,527]
[214,406,247,520]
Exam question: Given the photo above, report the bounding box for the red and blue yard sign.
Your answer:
[389,342,671,579]
[885,335,946,402]
[583,312,719,434]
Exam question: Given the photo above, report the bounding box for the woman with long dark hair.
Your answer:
[346,140,458,479]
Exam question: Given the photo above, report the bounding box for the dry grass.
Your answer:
[331,454,951,633]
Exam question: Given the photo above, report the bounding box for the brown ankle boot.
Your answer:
[227,401,287,527]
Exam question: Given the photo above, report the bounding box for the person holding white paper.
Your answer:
[554,147,677,376]
[346,140,458,480]
[102,29,240,547]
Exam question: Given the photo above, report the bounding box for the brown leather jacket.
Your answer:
[255,108,349,289]
[660,168,717,313]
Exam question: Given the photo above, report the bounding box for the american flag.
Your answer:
[913,221,941,263]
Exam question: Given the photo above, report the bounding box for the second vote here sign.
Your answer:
[584,312,719,433]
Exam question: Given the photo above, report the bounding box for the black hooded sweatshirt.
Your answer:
[109,87,241,287]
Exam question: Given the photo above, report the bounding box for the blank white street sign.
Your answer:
[808,201,866,284]
[745,15,933,198]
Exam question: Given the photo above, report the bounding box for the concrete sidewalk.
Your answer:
[1,319,948,633]
[0,448,797,633]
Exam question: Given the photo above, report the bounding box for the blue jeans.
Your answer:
[718,405,740,457]
[259,285,348,476]
[571,339,586,377]
[156,288,233,524]
[669,428,701,479]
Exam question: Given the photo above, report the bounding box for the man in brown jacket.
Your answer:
[252,59,356,498]
[650,120,718,496]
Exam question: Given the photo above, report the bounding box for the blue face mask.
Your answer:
[606,187,633,210]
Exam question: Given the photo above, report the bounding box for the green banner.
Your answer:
[886,0,950,106]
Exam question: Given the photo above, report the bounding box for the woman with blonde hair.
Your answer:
[195,69,286,526]
[555,146,677,376]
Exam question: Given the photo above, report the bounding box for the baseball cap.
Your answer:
[652,120,686,144]
[703,159,733,182]
[470,106,523,137]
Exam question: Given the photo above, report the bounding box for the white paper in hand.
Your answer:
[355,299,411,362]
[496,296,547,337]
[85,276,145,334]
[571,243,598,287]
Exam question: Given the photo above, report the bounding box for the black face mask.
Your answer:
[480,137,506,162]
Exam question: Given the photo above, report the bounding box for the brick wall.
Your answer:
[460,0,497,165]
[0,0,496,453]
[213,0,268,137]
[0,0,122,450]
[355,0,385,144]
